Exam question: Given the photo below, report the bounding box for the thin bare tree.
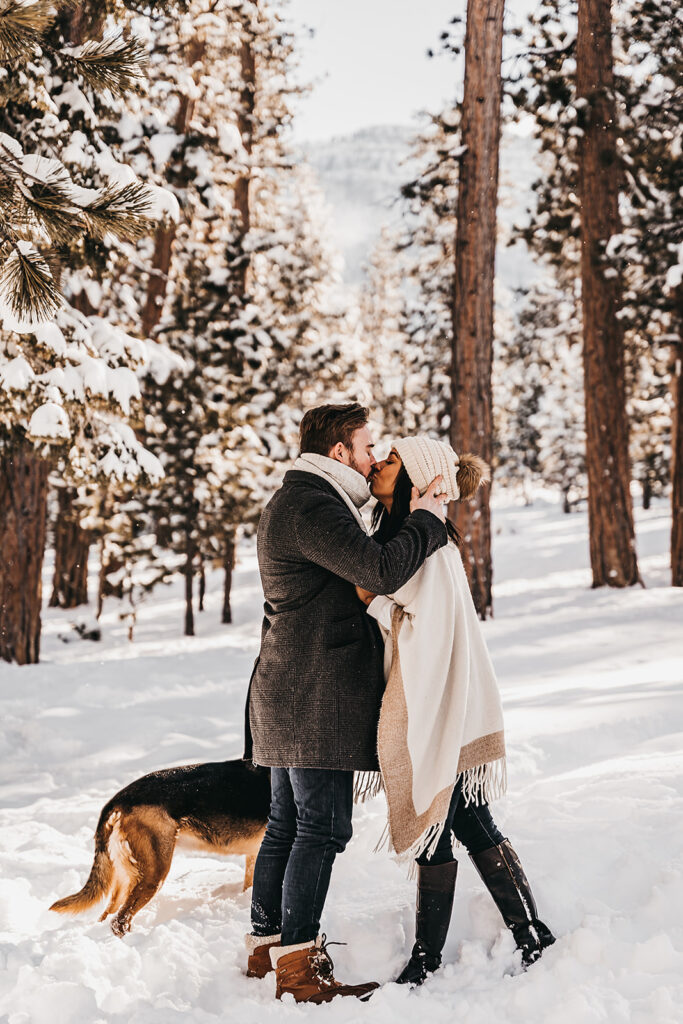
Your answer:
[450,0,505,619]
[672,328,683,585]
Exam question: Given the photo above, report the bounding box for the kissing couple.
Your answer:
[243,402,555,1003]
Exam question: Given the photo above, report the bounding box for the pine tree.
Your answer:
[0,2,159,322]
[96,486,174,640]
[360,106,464,446]
[399,109,463,440]
[360,227,412,439]
[509,0,678,581]
[98,0,357,636]
[610,1,681,579]
[49,481,92,608]
[0,0,172,663]
[495,278,585,508]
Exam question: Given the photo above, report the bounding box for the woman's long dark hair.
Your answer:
[371,465,461,546]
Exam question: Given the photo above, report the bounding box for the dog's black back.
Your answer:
[99,759,271,830]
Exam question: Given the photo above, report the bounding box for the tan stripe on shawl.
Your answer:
[378,606,505,858]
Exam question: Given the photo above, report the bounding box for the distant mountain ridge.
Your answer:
[301,122,540,297]
[301,125,416,284]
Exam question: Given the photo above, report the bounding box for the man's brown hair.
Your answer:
[299,403,369,456]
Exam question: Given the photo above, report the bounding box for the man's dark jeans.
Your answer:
[251,767,354,945]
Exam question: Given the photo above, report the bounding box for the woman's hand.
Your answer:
[355,585,376,606]
[410,476,447,521]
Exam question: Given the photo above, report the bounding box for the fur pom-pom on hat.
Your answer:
[393,436,490,502]
[456,452,491,500]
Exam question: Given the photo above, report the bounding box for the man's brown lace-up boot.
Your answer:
[245,933,281,978]
[271,935,379,1003]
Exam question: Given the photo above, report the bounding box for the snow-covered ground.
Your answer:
[1,493,682,1023]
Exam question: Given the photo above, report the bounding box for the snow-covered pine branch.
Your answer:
[0,1,182,664]
[0,2,173,324]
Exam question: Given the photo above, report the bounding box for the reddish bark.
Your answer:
[184,530,195,637]
[222,530,236,625]
[50,487,90,609]
[449,0,505,620]
[576,0,640,587]
[0,447,49,664]
[140,37,206,337]
[672,336,683,586]
[198,561,206,612]
[233,28,256,296]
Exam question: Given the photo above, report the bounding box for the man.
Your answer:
[243,403,448,1003]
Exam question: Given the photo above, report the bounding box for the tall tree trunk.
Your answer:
[222,529,236,624]
[140,36,206,337]
[97,534,106,621]
[99,547,123,602]
[577,0,640,587]
[231,13,256,299]
[140,223,178,338]
[66,2,105,46]
[214,23,252,634]
[563,488,571,515]
[184,528,195,637]
[198,560,206,612]
[0,446,49,664]
[672,335,683,585]
[642,474,652,511]
[50,487,89,608]
[449,0,505,620]
[95,485,122,610]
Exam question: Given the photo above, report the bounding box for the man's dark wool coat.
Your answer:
[244,469,447,771]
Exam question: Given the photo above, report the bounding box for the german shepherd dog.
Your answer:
[50,759,271,936]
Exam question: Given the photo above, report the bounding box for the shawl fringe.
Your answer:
[353,770,384,803]
[372,756,507,874]
[459,755,507,808]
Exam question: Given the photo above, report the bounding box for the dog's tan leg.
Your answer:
[99,880,126,922]
[110,807,177,936]
[99,815,136,921]
[243,854,256,891]
[242,826,265,891]
[112,876,166,936]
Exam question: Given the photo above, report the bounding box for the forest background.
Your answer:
[0,0,680,656]
[1,3,682,1020]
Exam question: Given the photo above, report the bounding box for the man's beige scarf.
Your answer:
[365,543,507,861]
[292,453,370,532]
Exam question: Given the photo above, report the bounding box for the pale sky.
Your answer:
[286,0,537,142]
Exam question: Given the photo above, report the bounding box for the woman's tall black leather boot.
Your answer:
[470,840,555,967]
[395,860,458,986]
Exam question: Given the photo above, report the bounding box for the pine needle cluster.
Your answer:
[0,0,156,322]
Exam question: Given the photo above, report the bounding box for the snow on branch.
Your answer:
[0,241,61,323]
[60,32,149,95]
[0,0,55,62]
[80,181,158,241]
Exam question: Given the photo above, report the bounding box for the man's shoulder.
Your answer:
[280,471,348,507]
[263,471,349,520]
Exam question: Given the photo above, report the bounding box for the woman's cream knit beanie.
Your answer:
[393,436,490,501]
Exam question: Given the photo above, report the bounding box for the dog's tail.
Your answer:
[50,811,115,916]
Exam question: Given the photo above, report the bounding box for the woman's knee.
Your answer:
[452,801,506,855]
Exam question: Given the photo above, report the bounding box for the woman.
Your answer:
[356,437,555,986]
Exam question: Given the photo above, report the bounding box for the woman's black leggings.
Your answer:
[416,778,506,866]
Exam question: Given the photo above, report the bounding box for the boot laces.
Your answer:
[310,933,346,986]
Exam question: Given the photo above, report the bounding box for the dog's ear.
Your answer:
[456,454,491,500]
